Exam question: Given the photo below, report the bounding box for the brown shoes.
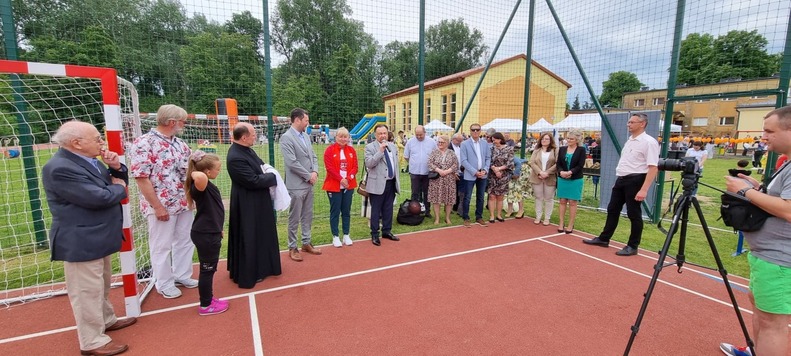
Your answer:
[106,317,136,331]
[463,220,471,228]
[289,248,303,262]
[301,244,322,255]
[80,341,128,356]
[476,218,488,227]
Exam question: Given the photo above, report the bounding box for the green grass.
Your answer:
[0,144,753,293]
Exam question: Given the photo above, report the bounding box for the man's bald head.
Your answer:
[53,121,103,157]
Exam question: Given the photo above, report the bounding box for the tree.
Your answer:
[678,30,779,85]
[272,0,381,121]
[180,32,266,114]
[425,19,488,80]
[224,11,265,63]
[600,71,643,108]
[571,95,580,110]
[378,41,419,94]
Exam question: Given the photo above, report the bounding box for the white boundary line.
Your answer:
[540,239,754,314]
[249,295,264,356]
[0,232,757,345]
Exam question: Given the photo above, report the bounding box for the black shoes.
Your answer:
[371,235,381,246]
[616,246,638,256]
[582,237,610,247]
[382,233,399,241]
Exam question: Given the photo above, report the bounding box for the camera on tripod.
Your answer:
[657,156,699,175]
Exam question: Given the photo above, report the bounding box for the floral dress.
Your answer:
[427,148,459,205]
[487,144,515,196]
[506,157,533,202]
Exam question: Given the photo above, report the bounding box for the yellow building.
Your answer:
[622,77,786,137]
[382,54,571,135]
[736,102,775,138]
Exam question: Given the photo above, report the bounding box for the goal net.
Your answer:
[0,60,146,316]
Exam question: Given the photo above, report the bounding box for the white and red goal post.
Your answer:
[0,60,141,316]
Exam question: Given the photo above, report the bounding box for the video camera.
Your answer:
[657,156,699,175]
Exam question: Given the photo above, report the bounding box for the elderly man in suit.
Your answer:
[364,124,401,246]
[280,108,321,262]
[42,121,136,356]
[460,123,492,227]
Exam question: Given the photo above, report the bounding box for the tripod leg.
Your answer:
[624,195,689,355]
[691,197,755,355]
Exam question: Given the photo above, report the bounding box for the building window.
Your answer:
[652,97,665,106]
[751,95,768,99]
[425,98,431,122]
[406,101,412,132]
[692,118,708,126]
[388,104,396,130]
[719,117,735,125]
[634,99,645,107]
[441,95,448,123]
[449,93,457,129]
[695,99,710,102]
[722,97,733,101]
[402,103,407,132]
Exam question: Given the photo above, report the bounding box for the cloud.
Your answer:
[182,0,789,104]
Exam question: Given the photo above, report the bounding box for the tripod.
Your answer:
[623,174,755,355]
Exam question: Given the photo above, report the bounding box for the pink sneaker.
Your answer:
[199,298,229,316]
[212,297,229,308]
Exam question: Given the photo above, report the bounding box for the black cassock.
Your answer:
[226,143,281,289]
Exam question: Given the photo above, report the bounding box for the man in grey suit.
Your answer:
[280,108,322,262]
[42,121,136,356]
[460,123,492,227]
[364,124,401,246]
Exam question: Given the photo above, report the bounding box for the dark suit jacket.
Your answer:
[556,146,586,180]
[42,149,128,262]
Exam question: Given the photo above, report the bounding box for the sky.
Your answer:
[181,0,790,107]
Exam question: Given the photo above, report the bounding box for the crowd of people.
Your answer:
[43,103,791,356]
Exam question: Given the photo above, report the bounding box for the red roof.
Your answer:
[382,54,572,100]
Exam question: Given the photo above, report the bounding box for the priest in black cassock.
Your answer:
[226,122,281,289]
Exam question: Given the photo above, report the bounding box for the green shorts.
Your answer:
[748,253,791,314]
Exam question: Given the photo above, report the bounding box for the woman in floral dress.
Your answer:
[487,132,514,223]
[427,134,459,224]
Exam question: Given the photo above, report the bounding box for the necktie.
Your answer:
[299,132,308,149]
[384,149,394,179]
[91,158,102,173]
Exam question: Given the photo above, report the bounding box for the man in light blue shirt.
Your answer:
[404,125,436,217]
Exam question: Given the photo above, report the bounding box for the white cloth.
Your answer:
[472,139,483,170]
[263,163,291,211]
[146,212,194,292]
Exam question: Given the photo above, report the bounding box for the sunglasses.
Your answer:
[470,128,481,132]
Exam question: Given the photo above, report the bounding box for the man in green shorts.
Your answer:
[722,105,791,356]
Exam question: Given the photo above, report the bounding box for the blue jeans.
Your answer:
[327,189,354,236]
[463,178,488,220]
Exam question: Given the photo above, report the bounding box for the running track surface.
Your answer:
[0,219,777,355]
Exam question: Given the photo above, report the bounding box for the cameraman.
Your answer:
[721,105,791,356]
[583,113,659,256]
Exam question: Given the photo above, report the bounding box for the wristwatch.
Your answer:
[737,187,752,197]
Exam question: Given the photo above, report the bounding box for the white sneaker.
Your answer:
[719,343,752,356]
[175,278,199,289]
[158,286,182,299]
[343,235,353,246]
[332,236,342,248]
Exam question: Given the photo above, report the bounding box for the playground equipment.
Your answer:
[306,124,330,143]
[350,113,386,142]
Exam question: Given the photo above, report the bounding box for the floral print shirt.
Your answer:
[130,128,191,216]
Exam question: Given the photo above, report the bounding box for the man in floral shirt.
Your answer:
[130,104,196,299]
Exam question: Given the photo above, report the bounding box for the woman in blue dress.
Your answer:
[555,130,586,234]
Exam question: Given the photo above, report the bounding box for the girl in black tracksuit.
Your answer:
[186,150,229,315]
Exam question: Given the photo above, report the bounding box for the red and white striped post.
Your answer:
[0,60,141,317]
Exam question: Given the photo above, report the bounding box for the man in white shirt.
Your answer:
[404,125,436,217]
[583,113,659,256]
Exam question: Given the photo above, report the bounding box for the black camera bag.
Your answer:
[396,199,425,226]
[720,192,771,232]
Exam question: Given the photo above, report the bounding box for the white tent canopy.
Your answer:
[481,118,525,133]
[423,119,454,133]
[527,118,555,132]
[554,113,681,132]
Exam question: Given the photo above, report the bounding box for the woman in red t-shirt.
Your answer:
[322,128,359,247]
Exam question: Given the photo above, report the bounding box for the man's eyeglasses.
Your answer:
[470,128,481,132]
[78,135,104,143]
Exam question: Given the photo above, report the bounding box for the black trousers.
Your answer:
[190,231,221,307]
[410,173,430,213]
[599,174,646,248]
[369,179,396,237]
